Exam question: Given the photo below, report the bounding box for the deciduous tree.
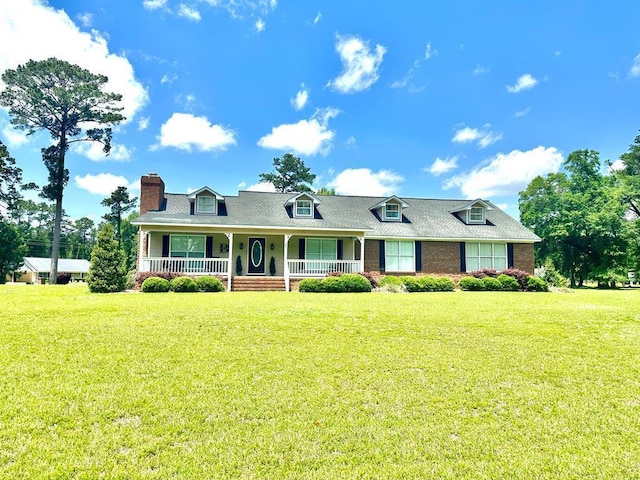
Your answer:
[0,220,26,283]
[0,58,124,283]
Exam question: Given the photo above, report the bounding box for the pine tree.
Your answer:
[87,223,126,293]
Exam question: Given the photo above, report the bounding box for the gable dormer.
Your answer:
[451,199,493,225]
[188,187,225,215]
[370,196,409,222]
[285,192,321,218]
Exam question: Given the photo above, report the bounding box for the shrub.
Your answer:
[435,277,455,292]
[379,276,403,288]
[125,270,136,290]
[501,268,530,290]
[340,274,372,292]
[539,261,567,288]
[527,276,549,292]
[298,278,323,292]
[56,272,71,285]
[497,274,519,291]
[419,276,438,292]
[356,271,379,288]
[468,269,498,279]
[135,271,180,290]
[401,276,422,292]
[141,276,170,293]
[482,276,502,291]
[459,276,484,291]
[321,276,345,292]
[87,224,126,293]
[195,276,225,292]
[170,276,197,292]
[269,256,276,276]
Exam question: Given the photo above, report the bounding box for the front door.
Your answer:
[248,237,266,275]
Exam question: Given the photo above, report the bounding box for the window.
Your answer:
[465,242,507,271]
[306,238,337,260]
[296,199,312,217]
[469,206,485,224]
[196,195,216,214]
[170,235,205,258]
[384,203,400,220]
[385,240,414,272]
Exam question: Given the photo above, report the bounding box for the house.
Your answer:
[11,257,91,283]
[132,173,540,291]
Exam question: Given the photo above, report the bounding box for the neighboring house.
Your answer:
[132,173,540,291]
[12,257,91,283]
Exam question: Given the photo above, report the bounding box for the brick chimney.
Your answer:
[140,173,165,214]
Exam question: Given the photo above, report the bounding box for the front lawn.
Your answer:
[1,285,639,478]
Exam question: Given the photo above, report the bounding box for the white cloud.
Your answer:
[473,65,489,75]
[426,156,459,176]
[255,18,265,32]
[424,42,438,60]
[328,168,403,196]
[514,107,531,118]
[507,73,538,93]
[178,4,201,21]
[346,136,356,147]
[138,116,150,130]
[161,73,178,84]
[200,0,277,20]
[156,113,236,152]
[246,181,276,192]
[443,146,564,198]
[2,125,29,147]
[74,142,132,161]
[452,125,503,148]
[291,84,309,110]
[630,53,640,78]
[74,173,138,195]
[237,182,247,189]
[143,0,167,9]
[77,12,93,27]
[327,34,386,94]
[257,107,339,156]
[0,1,148,123]
[609,159,625,172]
[391,59,420,89]
[313,12,322,24]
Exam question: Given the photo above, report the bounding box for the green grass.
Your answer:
[2,285,640,479]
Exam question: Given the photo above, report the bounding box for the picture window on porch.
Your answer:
[306,238,337,260]
[465,242,506,271]
[385,240,414,271]
[170,235,205,258]
[196,195,216,214]
[296,199,312,217]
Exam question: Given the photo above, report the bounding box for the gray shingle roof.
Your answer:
[21,257,90,273]
[133,191,539,242]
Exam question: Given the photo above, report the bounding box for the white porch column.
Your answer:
[138,230,147,272]
[284,234,292,291]
[225,232,234,292]
[359,236,365,272]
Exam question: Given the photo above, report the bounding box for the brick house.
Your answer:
[132,173,539,291]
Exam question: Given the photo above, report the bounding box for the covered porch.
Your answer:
[137,228,366,291]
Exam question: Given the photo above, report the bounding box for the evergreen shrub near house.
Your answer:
[195,275,225,292]
[321,275,344,292]
[435,277,455,292]
[400,276,422,292]
[357,271,379,288]
[269,256,276,276]
[298,278,323,292]
[497,274,520,291]
[379,276,403,288]
[340,273,372,292]
[418,276,438,291]
[459,276,485,291]
[482,276,502,291]
[56,272,71,285]
[87,224,127,293]
[141,276,171,293]
[135,271,179,289]
[501,268,530,290]
[527,275,549,292]
[170,276,197,292]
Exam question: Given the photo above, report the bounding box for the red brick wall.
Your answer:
[140,175,165,214]
[422,241,462,274]
[364,240,380,272]
[513,243,535,274]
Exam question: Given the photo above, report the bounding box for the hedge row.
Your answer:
[460,270,548,292]
[141,275,225,293]
[298,273,372,293]
[379,275,455,292]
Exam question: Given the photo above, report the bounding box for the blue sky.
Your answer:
[1,0,639,221]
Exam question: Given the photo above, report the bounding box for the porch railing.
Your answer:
[287,259,362,276]
[141,257,229,276]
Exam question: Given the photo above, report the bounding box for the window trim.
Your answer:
[468,206,485,224]
[295,199,313,217]
[383,203,401,221]
[384,240,415,272]
[196,195,216,215]
[170,234,206,258]
[305,238,337,260]
[465,242,507,271]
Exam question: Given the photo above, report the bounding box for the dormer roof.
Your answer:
[284,192,321,207]
[369,195,410,211]
[187,186,225,201]
[449,199,493,214]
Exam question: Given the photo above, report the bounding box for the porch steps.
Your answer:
[231,276,286,292]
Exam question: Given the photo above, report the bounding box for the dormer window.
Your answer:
[384,203,400,220]
[196,195,216,214]
[469,206,485,224]
[296,199,312,217]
